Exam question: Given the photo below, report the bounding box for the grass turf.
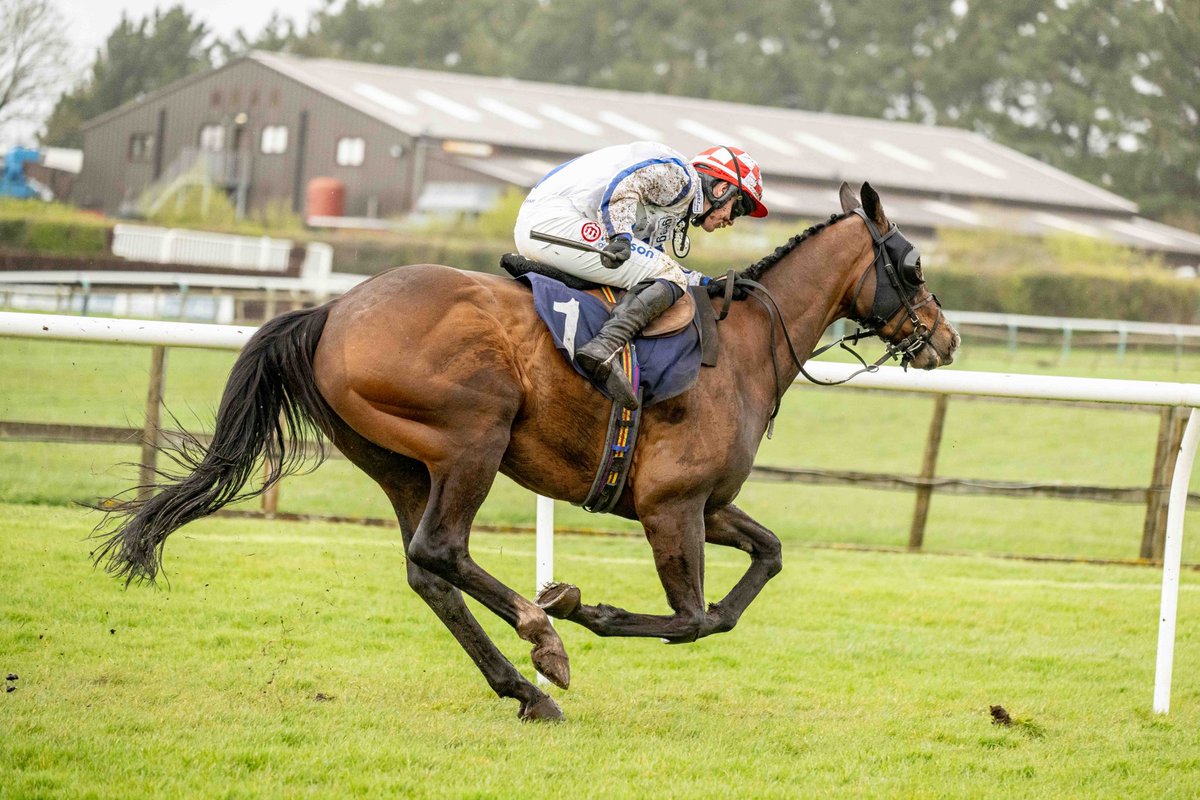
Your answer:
[2,503,1199,798]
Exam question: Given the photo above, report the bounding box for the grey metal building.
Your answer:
[74,50,1200,265]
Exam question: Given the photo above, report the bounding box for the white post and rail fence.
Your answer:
[0,311,1196,713]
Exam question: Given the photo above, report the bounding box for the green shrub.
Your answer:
[21,220,108,255]
[0,218,26,246]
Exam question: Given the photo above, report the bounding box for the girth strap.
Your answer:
[582,345,643,513]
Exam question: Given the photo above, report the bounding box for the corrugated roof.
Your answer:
[251,50,1137,216]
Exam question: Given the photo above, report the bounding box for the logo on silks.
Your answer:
[580,222,602,242]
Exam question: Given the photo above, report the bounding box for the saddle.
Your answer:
[501,252,721,514]
[500,253,717,360]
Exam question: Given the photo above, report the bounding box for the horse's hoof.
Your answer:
[519,694,565,722]
[531,643,571,690]
[536,582,581,618]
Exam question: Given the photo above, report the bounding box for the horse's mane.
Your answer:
[738,211,854,282]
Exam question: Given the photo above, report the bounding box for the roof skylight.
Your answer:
[352,83,417,115]
[792,131,858,162]
[476,97,543,129]
[414,89,483,122]
[537,104,603,135]
[943,148,1007,179]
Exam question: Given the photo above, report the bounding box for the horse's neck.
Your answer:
[751,227,866,385]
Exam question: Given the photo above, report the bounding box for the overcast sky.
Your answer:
[0,0,330,147]
[66,0,327,56]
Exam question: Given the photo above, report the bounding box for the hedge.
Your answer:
[1,216,1195,323]
[0,219,110,256]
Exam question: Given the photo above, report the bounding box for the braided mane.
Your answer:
[737,211,853,282]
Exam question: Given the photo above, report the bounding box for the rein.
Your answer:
[711,208,945,433]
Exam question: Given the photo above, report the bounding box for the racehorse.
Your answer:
[94,182,959,721]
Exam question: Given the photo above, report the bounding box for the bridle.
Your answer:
[797,207,944,385]
[713,208,946,435]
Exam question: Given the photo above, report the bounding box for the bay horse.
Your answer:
[94,182,959,721]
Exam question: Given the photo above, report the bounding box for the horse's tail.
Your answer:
[92,305,339,585]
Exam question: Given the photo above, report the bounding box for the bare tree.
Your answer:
[0,0,70,136]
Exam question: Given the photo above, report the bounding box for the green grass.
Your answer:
[2,503,1199,798]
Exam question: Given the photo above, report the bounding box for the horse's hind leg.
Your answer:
[696,504,783,637]
[384,482,562,721]
[405,451,571,692]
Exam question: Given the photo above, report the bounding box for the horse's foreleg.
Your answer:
[697,504,783,637]
[539,501,710,643]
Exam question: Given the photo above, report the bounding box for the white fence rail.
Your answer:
[113,224,294,272]
[828,311,1200,357]
[0,312,1194,714]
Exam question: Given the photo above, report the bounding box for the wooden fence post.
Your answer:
[261,456,281,517]
[908,394,949,550]
[1142,406,1188,560]
[137,346,167,502]
[260,412,284,517]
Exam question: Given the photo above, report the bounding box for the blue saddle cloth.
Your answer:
[521,273,702,407]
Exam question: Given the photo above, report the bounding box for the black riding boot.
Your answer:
[574,280,680,410]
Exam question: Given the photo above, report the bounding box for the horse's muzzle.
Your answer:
[909,324,960,370]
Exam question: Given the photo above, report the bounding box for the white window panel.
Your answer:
[1033,212,1103,238]
[336,137,366,167]
[476,96,543,129]
[870,140,933,171]
[922,200,982,226]
[792,131,858,162]
[675,118,738,145]
[260,125,289,155]
[537,104,603,135]
[415,89,483,122]
[943,147,1007,179]
[199,124,224,152]
[597,110,661,140]
[736,125,800,157]
[353,83,417,115]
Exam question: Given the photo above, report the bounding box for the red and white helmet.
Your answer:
[691,145,768,218]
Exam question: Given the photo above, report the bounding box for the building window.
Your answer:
[128,133,155,163]
[336,136,365,166]
[199,124,225,152]
[260,125,288,154]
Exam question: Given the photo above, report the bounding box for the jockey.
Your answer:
[514,141,768,409]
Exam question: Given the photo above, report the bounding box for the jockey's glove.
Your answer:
[600,236,631,270]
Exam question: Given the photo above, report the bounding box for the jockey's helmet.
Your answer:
[691,145,768,219]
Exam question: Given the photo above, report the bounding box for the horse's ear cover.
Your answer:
[860,182,886,229]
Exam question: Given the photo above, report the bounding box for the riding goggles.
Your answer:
[730,192,755,220]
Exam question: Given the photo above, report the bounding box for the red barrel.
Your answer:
[306,177,345,218]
